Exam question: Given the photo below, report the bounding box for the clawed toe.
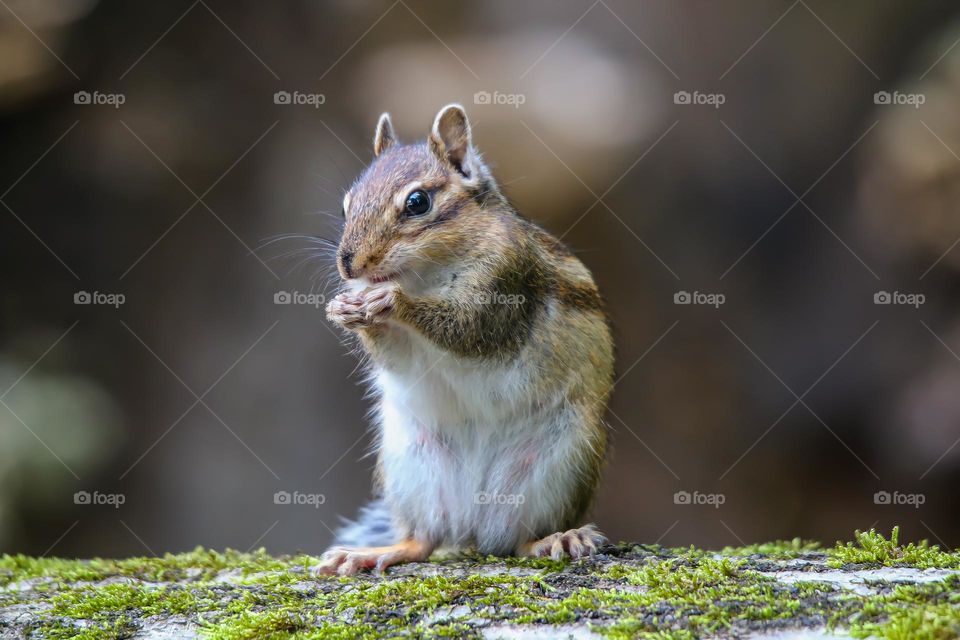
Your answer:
[522,524,607,560]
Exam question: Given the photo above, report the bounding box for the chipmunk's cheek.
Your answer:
[411,238,459,273]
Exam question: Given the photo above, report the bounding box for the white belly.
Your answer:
[373,331,586,554]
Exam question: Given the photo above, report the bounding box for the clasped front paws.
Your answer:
[327,284,400,330]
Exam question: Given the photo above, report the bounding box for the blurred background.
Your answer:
[2,0,960,558]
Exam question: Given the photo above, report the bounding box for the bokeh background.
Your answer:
[2,0,960,558]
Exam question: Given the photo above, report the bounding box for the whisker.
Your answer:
[266,247,337,263]
[286,253,334,278]
[304,209,345,222]
[257,233,339,250]
[414,254,442,267]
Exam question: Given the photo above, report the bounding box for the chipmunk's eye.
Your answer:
[404,189,431,216]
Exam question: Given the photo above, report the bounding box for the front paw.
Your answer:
[326,292,368,330]
[361,284,399,324]
[326,285,400,330]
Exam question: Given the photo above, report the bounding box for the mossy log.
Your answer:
[1,529,959,639]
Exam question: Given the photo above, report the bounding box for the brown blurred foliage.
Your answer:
[1,0,959,556]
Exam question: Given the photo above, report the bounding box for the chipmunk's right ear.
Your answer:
[373,113,397,157]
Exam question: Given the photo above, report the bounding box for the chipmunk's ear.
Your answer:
[373,113,397,157]
[429,104,477,179]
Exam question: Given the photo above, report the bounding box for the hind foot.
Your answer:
[517,524,606,560]
[312,539,433,576]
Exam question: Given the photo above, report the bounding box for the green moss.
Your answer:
[498,554,569,572]
[34,616,136,640]
[204,609,315,640]
[50,583,197,617]
[2,530,959,639]
[0,547,319,588]
[331,573,532,614]
[841,576,960,640]
[828,527,960,569]
[718,537,822,558]
[577,556,833,637]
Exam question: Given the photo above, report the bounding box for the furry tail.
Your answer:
[332,498,397,547]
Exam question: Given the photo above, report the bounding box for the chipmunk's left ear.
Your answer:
[429,104,479,180]
[373,113,397,157]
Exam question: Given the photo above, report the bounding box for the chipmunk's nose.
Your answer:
[339,251,354,279]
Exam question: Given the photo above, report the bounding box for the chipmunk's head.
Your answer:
[336,104,500,284]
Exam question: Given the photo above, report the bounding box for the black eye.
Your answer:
[404,189,431,216]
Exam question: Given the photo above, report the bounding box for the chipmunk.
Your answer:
[315,105,614,576]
